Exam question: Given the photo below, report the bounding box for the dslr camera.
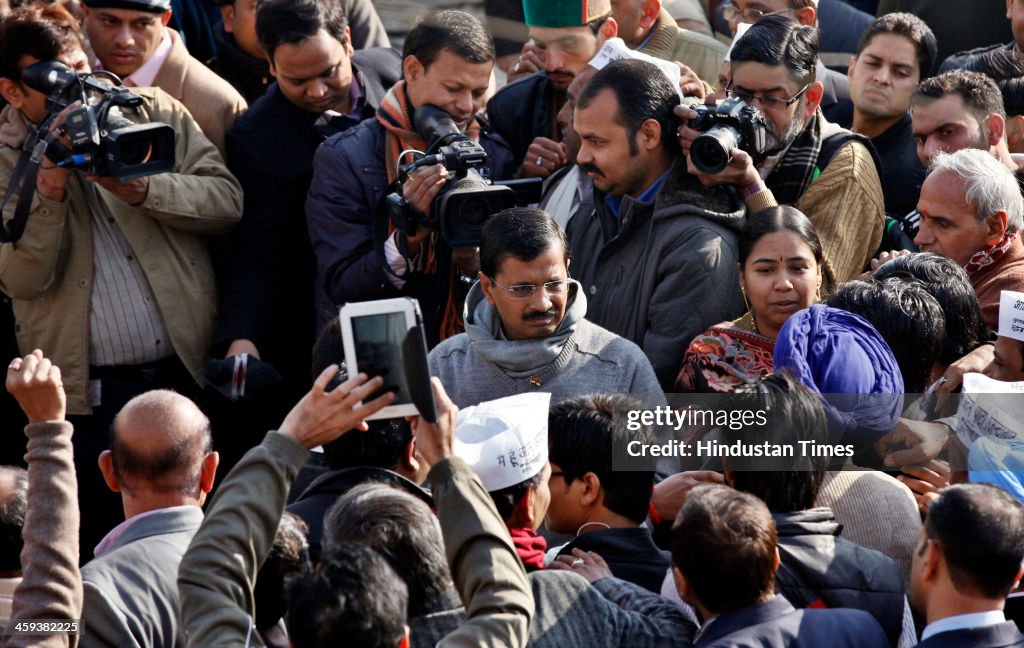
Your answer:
[386,105,534,248]
[23,60,175,181]
[687,97,768,175]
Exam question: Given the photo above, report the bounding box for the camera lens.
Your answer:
[457,196,491,227]
[437,193,490,248]
[118,136,155,166]
[691,125,741,174]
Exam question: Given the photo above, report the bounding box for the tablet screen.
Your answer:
[351,312,411,404]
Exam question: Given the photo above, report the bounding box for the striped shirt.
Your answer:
[82,176,171,366]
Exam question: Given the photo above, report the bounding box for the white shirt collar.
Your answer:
[920,610,1006,641]
[95,28,172,87]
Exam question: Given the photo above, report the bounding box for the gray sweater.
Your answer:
[429,281,666,409]
[409,571,696,648]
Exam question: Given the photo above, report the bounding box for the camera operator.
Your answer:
[0,3,89,460]
[0,4,242,558]
[676,16,884,292]
[306,10,514,343]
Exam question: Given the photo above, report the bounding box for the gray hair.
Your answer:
[929,149,1024,232]
[322,482,449,618]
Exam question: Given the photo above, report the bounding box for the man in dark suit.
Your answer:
[208,0,401,457]
[670,483,889,648]
[911,483,1024,648]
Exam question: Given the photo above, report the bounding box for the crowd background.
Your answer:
[1,0,1024,646]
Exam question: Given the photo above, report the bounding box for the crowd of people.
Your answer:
[1,0,1024,645]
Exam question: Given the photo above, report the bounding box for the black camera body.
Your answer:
[386,105,517,248]
[22,60,175,181]
[687,97,768,174]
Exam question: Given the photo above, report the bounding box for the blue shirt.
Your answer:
[603,169,671,218]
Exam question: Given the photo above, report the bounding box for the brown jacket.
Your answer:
[745,116,886,292]
[0,89,243,414]
[638,9,727,87]
[153,29,247,157]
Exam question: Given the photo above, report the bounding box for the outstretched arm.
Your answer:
[178,369,391,647]
[5,350,82,648]
[410,379,534,648]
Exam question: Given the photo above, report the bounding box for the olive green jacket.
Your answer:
[178,432,534,647]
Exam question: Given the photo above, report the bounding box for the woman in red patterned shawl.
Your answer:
[676,206,824,392]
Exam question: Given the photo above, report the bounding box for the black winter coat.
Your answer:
[774,508,906,647]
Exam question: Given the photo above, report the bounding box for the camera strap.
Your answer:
[0,126,75,244]
[0,132,47,244]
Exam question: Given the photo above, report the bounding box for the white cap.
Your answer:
[587,37,683,99]
[454,392,550,492]
[999,290,1024,343]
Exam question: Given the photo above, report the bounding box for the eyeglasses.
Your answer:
[722,2,794,24]
[727,82,810,111]
[488,277,569,300]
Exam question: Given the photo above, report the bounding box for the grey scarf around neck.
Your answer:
[464,279,586,375]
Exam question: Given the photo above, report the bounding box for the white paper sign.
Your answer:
[956,372,1024,448]
[588,38,683,98]
[998,290,1024,343]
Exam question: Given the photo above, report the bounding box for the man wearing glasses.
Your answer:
[718,0,863,128]
[428,207,664,412]
[678,16,885,291]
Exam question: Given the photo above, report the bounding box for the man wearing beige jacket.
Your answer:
[81,0,247,156]
[0,3,242,558]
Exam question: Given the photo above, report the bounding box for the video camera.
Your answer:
[687,97,768,175]
[385,105,538,248]
[22,60,175,181]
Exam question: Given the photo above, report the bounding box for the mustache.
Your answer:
[548,69,574,78]
[522,308,560,321]
[580,163,604,177]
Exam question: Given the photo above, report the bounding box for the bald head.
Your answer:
[110,390,212,496]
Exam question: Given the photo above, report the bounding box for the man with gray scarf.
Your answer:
[428,208,663,411]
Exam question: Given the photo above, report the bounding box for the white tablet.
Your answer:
[339,297,423,420]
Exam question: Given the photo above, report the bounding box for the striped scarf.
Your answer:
[765,110,824,206]
[376,80,481,184]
